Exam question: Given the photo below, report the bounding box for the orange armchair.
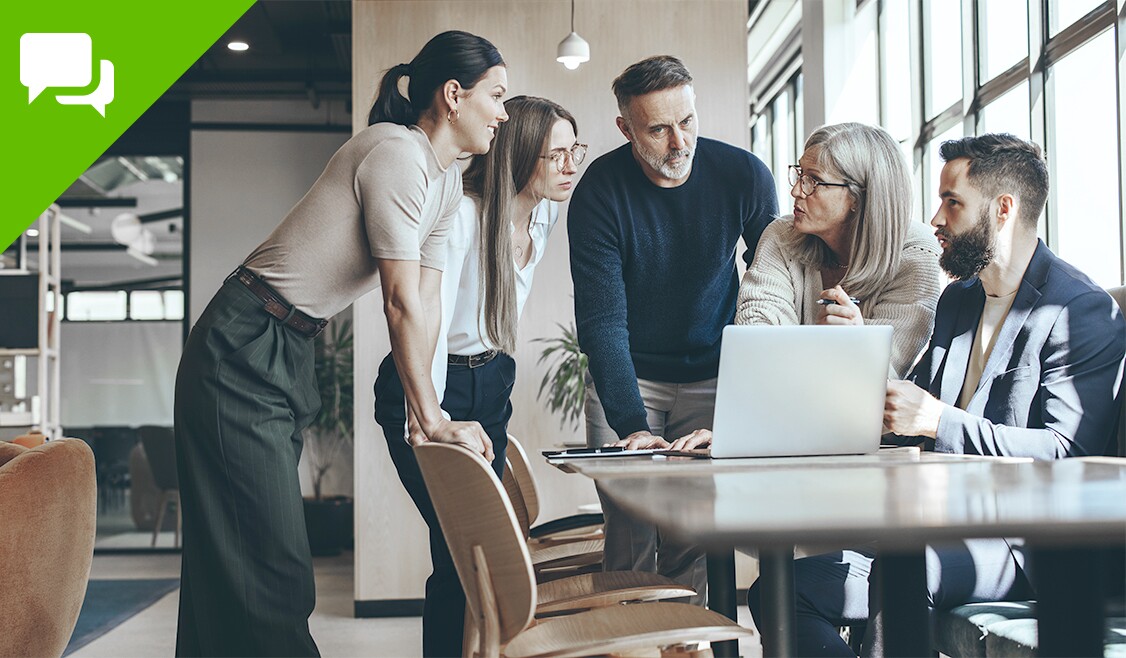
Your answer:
[0,439,97,657]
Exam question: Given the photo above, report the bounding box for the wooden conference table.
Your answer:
[547,450,1126,657]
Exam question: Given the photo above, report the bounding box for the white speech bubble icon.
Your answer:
[20,33,93,103]
[56,59,115,116]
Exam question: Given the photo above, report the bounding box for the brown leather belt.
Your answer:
[448,350,498,368]
[229,266,328,338]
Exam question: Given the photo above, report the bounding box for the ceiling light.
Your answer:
[26,229,39,238]
[227,41,249,52]
[556,0,590,70]
[111,213,142,245]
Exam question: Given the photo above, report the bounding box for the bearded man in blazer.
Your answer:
[885,133,1124,457]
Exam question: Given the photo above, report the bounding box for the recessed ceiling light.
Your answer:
[26,228,39,238]
[227,41,249,52]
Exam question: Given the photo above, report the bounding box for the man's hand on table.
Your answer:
[611,430,670,450]
[883,379,944,439]
[668,429,713,451]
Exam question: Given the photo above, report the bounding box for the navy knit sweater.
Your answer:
[568,137,778,438]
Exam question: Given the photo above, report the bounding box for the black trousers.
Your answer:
[374,351,515,658]
[174,279,321,657]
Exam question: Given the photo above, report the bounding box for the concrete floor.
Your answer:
[73,552,763,657]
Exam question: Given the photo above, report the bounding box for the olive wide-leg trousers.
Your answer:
[173,278,321,657]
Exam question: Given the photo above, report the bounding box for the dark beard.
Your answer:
[939,206,995,280]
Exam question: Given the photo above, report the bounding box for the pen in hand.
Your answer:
[817,296,861,306]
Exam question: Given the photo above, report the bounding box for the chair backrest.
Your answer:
[138,425,178,490]
[0,439,97,658]
[1107,286,1126,457]
[505,435,540,524]
[502,459,532,539]
[415,443,536,648]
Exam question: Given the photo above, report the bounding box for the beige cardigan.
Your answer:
[735,217,944,377]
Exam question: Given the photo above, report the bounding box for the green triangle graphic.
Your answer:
[3,0,256,250]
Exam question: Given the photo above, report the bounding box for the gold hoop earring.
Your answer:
[446,109,459,124]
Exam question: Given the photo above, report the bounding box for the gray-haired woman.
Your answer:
[735,122,942,375]
[668,122,942,452]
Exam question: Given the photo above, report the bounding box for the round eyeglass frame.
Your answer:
[539,144,589,172]
[787,164,856,196]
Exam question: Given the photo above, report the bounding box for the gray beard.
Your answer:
[637,144,694,180]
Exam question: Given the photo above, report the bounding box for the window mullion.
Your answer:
[911,0,927,223]
[1115,0,1126,283]
[962,0,978,135]
[1031,0,1057,249]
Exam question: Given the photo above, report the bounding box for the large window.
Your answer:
[1050,29,1119,285]
[65,289,184,322]
[749,0,1124,286]
[751,72,803,216]
[924,0,964,118]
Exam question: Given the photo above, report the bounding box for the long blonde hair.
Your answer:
[784,122,913,303]
[462,96,577,354]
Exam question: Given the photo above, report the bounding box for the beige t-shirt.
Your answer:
[243,123,461,319]
[957,289,1018,409]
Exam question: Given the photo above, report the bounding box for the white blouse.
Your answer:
[428,196,559,398]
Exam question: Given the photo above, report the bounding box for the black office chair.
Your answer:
[138,426,180,547]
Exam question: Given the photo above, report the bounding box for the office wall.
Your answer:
[189,127,349,325]
[353,0,749,604]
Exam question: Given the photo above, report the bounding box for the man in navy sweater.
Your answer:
[568,55,778,602]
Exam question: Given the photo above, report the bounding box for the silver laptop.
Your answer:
[709,325,893,458]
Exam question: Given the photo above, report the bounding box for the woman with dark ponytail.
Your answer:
[173,30,506,658]
[375,95,584,658]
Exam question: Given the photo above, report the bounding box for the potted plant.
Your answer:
[303,317,354,556]
[534,321,588,431]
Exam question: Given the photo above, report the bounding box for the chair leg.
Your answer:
[152,491,168,547]
[462,605,479,658]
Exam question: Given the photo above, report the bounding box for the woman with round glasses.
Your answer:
[374,95,583,657]
[734,122,942,376]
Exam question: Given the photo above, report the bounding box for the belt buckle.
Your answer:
[468,350,494,368]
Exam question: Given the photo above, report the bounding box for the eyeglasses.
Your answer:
[539,144,589,172]
[787,165,855,196]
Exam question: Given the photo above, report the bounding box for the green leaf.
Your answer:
[533,320,588,431]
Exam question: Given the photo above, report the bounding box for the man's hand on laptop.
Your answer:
[668,429,713,451]
[612,431,670,450]
[883,379,944,438]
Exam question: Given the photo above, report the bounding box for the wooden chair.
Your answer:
[501,441,697,615]
[505,435,604,546]
[138,425,181,547]
[415,442,754,657]
[502,462,602,578]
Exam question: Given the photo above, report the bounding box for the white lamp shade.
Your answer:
[556,32,590,69]
[110,213,142,245]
